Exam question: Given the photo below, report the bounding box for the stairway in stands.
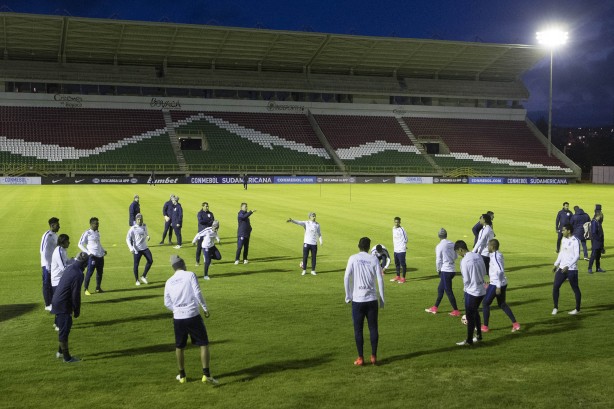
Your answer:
[396,117,441,172]
[162,110,187,171]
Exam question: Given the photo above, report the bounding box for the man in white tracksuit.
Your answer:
[287,212,322,276]
[344,237,385,366]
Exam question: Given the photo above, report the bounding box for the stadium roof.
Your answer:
[0,12,547,81]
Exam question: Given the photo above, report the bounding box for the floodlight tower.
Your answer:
[536,28,568,157]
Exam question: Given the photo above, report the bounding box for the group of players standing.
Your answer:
[38,196,606,377]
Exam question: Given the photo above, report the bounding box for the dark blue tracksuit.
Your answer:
[196,210,215,263]
[51,262,85,344]
[161,200,174,243]
[588,219,604,271]
[236,210,253,261]
[170,203,183,246]
[571,209,590,258]
[129,201,140,226]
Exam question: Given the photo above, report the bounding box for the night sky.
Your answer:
[2,0,613,127]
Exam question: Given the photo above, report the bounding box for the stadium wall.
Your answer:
[0,92,527,121]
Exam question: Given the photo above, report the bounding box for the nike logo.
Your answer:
[383,179,390,182]
[52,179,62,183]
[365,179,372,182]
[75,179,85,183]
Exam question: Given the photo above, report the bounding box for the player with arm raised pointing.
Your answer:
[287,212,322,276]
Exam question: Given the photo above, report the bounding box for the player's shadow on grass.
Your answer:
[409,273,439,282]
[85,343,174,360]
[478,313,594,347]
[215,353,334,386]
[94,284,165,294]
[87,294,160,304]
[507,281,552,292]
[581,302,614,312]
[0,303,38,322]
[76,312,169,328]
[214,268,289,278]
[506,263,555,273]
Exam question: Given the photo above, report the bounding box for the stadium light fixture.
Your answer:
[536,28,568,157]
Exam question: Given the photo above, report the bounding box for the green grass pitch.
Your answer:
[0,183,612,409]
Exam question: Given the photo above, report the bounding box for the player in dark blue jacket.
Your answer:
[129,195,140,226]
[555,202,572,253]
[170,196,184,249]
[571,206,590,260]
[588,212,605,273]
[235,202,256,264]
[195,202,215,266]
[160,194,175,245]
[51,252,88,363]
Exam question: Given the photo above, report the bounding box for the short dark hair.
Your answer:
[481,214,492,226]
[573,206,579,211]
[202,202,209,206]
[241,202,247,207]
[375,244,383,252]
[488,238,499,250]
[562,223,573,232]
[454,240,468,251]
[48,217,59,225]
[57,234,69,247]
[563,202,569,206]
[89,217,99,224]
[394,217,401,222]
[358,237,371,252]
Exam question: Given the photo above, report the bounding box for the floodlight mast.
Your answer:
[536,29,568,157]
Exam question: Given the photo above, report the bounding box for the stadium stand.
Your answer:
[0,106,177,170]
[170,111,338,173]
[0,12,580,179]
[314,115,434,173]
[403,117,573,174]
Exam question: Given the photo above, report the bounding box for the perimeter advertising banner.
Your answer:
[187,175,274,184]
[354,177,395,183]
[395,176,434,184]
[0,176,41,185]
[506,177,569,185]
[433,177,468,184]
[42,176,144,185]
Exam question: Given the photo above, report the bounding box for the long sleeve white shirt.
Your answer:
[40,230,58,268]
[164,269,208,319]
[472,225,494,256]
[370,245,391,269]
[50,246,68,287]
[392,226,408,253]
[290,220,322,245]
[78,229,105,257]
[460,252,486,297]
[126,224,150,253]
[192,227,221,249]
[435,239,457,272]
[554,236,580,271]
[344,251,385,305]
[488,251,507,288]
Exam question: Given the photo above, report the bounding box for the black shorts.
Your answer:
[173,315,209,349]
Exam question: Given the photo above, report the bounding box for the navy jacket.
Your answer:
[590,219,604,250]
[571,209,590,238]
[237,210,253,238]
[129,201,141,226]
[51,263,85,318]
[170,203,183,225]
[198,210,215,231]
[162,200,173,218]
[555,208,573,231]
